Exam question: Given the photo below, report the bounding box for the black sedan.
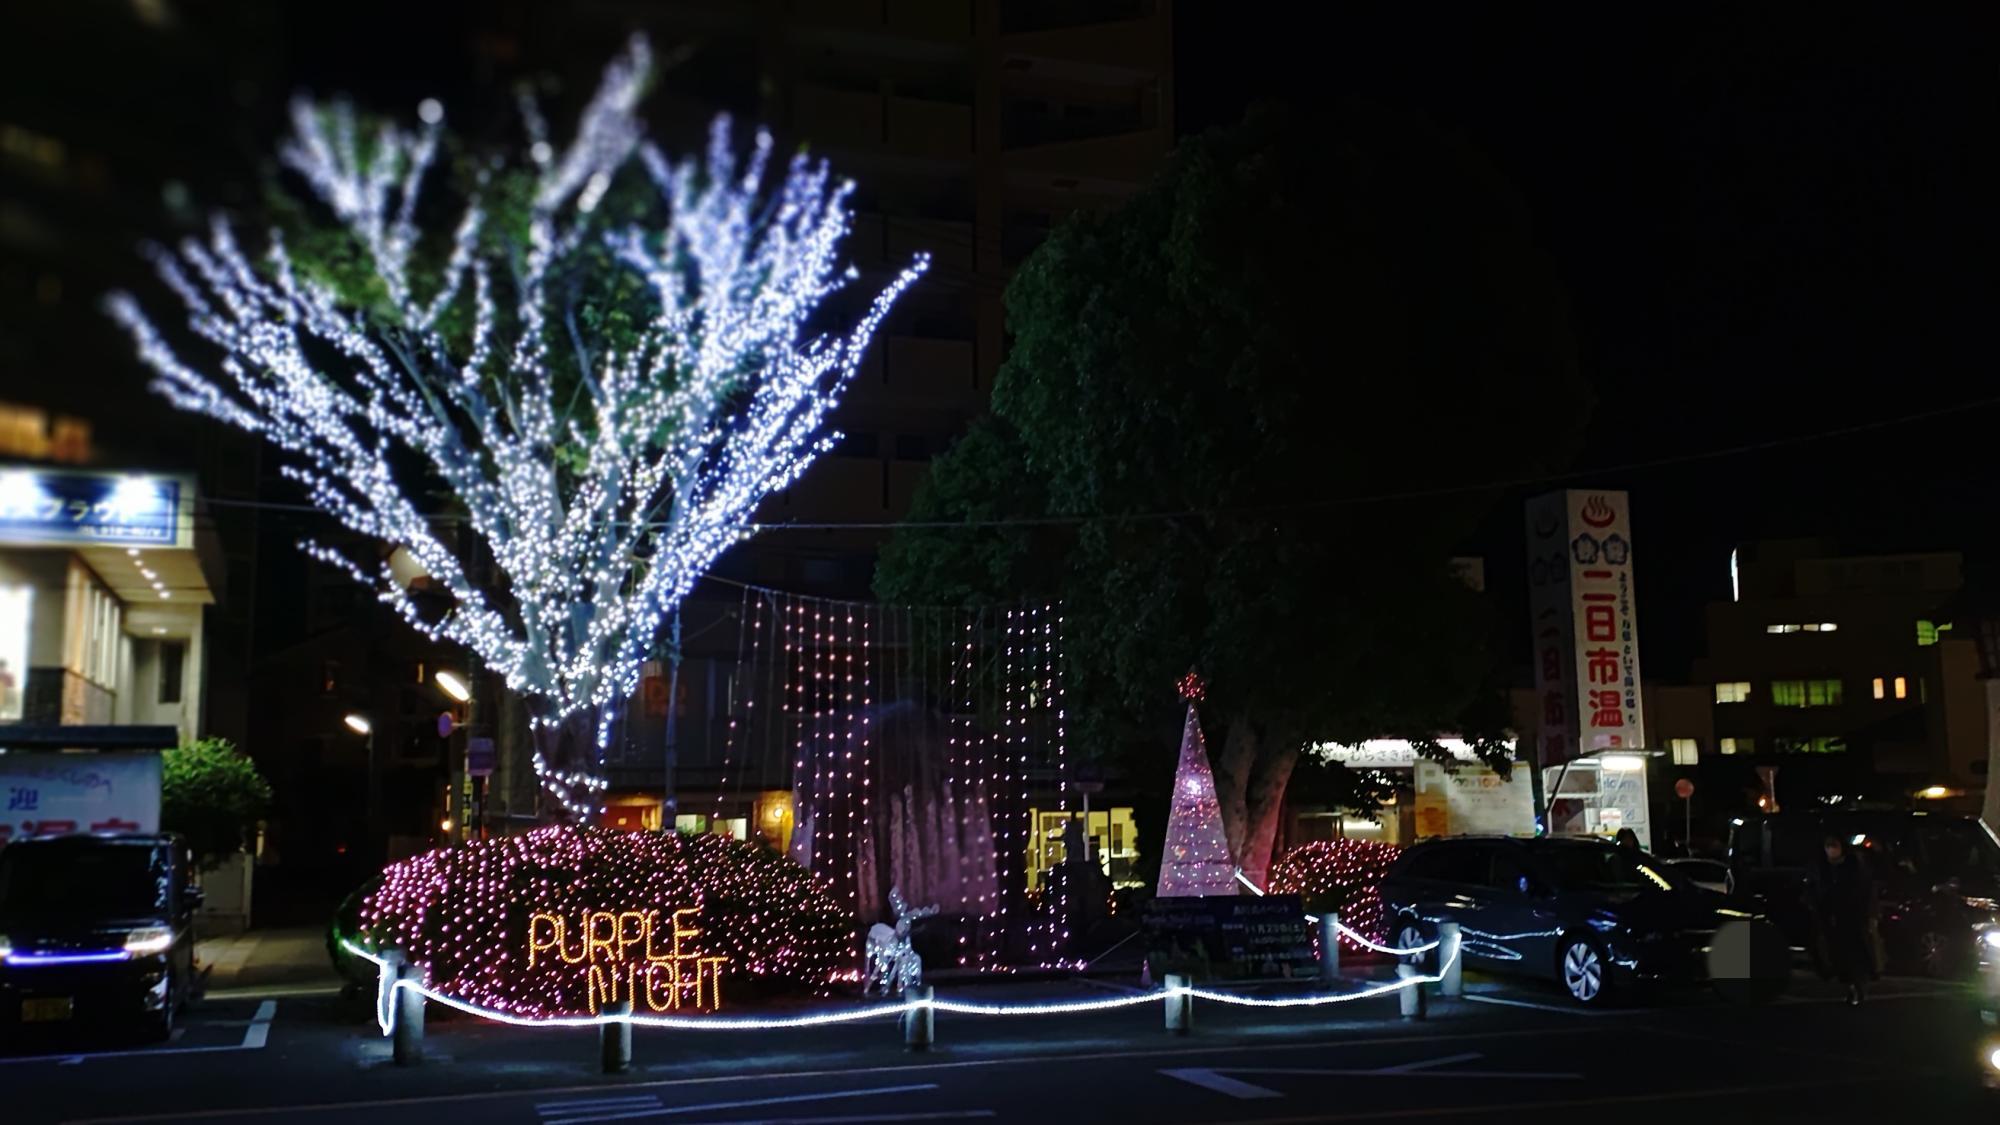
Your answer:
[1380,835,1753,1006]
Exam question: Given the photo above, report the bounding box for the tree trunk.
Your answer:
[1213,715,1260,872]
[529,702,615,823]
[1240,743,1299,887]
[1208,714,1300,888]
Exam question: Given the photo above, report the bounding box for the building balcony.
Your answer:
[792,87,974,162]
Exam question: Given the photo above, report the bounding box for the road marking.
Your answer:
[1191,1068,1918,1121]
[538,1096,663,1113]
[64,1025,1604,1122]
[0,1002,276,1066]
[540,1083,940,1125]
[1375,1052,1482,1073]
[700,1104,996,1112]
[203,984,343,1000]
[1161,1068,1284,1099]
[694,1115,992,1124]
[239,1001,276,1049]
[1461,994,1622,1017]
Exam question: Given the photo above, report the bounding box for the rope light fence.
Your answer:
[341,936,1462,1043]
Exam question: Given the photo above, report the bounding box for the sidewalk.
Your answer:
[197,926,346,996]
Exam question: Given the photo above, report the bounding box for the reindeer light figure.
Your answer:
[864,887,939,997]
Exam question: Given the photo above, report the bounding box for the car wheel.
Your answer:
[1393,918,1436,971]
[1915,930,1958,978]
[1559,936,1613,1006]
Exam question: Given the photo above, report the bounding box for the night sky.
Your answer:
[1178,2,1999,676]
[5,2,1996,682]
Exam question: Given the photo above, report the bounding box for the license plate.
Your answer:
[21,997,73,1022]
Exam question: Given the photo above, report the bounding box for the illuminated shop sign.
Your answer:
[0,469,192,548]
[527,906,728,1014]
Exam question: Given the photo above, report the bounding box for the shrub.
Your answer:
[359,826,852,1018]
[1268,839,1403,951]
[160,738,271,867]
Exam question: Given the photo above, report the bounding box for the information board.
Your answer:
[1142,893,1314,978]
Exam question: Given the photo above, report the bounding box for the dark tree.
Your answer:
[878,104,1587,881]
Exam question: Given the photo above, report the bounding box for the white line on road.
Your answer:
[239,1001,276,1050]
[1461,994,1623,1017]
[538,1097,662,1116]
[203,985,343,1000]
[65,1025,1607,1122]
[0,1002,277,1066]
[542,1083,941,1125]
[688,1113,994,1124]
[1161,1068,1284,1099]
[1375,1052,1483,1073]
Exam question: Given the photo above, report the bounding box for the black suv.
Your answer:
[1727,810,2000,977]
[1380,835,1742,1006]
[0,834,201,1039]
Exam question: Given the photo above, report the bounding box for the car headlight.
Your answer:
[124,927,173,956]
[1982,928,2000,951]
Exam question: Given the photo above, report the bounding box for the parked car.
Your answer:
[1663,857,1732,894]
[1380,835,1748,1006]
[1726,810,2000,977]
[0,834,201,1040]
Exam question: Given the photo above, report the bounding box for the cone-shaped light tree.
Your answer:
[107,37,926,818]
[1156,673,1238,897]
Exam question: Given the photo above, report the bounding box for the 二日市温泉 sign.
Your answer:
[1524,490,1646,764]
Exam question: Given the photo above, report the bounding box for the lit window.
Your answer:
[1818,623,1838,632]
[1719,738,1754,755]
[1894,676,1907,700]
[1916,619,1953,646]
[1766,624,1800,634]
[1772,679,1842,708]
[1715,682,1751,704]
[1670,738,1700,765]
[1872,677,1885,700]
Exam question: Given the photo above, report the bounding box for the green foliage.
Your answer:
[877,104,1588,803]
[261,112,673,499]
[161,738,271,867]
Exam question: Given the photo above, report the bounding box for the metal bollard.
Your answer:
[1319,912,1341,984]
[902,986,934,1051]
[1396,964,1426,1021]
[600,999,632,1073]
[1163,973,1192,1035]
[392,959,425,1065]
[1438,921,1463,998]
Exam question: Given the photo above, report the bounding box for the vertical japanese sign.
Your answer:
[1525,490,1647,764]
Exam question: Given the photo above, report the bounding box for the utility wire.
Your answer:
[65,388,2000,536]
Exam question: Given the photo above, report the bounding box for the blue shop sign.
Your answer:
[0,469,189,548]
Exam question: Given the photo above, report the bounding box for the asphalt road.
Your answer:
[7,972,1996,1124]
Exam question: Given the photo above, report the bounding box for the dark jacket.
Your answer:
[1804,852,1875,928]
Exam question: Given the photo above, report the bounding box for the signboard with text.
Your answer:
[1524,490,1647,764]
[1142,894,1315,978]
[1414,760,1535,838]
[0,752,162,843]
[0,468,193,549]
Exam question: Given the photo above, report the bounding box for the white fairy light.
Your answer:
[107,36,926,815]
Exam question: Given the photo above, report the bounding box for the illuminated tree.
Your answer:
[108,37,927,817]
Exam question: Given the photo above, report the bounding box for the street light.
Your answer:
[435,670,470,703]
[344,713,379,860]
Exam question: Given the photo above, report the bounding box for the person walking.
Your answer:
[1804,834,1876,1006]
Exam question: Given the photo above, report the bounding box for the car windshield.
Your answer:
[1914,820,2000,883]
[1536,844,1681,894]
[0,843,169,922]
